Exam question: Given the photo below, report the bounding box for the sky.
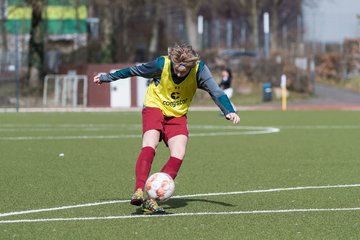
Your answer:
[302,0,360,43]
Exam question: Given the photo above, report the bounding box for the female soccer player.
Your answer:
[219,68,237,112]
[93,44,240,213]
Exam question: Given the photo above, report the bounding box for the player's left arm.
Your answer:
[197,62,240,124]
[225,112,240,124]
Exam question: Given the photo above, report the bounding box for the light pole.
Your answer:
[15,20,20,112]
[263,12,270,58]
[197,15,203,50]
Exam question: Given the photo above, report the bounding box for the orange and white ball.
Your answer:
[145,172,175,202]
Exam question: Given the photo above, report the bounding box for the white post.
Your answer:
[281,74,287,111]
[83,76,88,107]
[61,76,67,107]
[72,77,78,107]
[263,12,270,58]
[197,15,203,50]
[54,76,60,105]
[226,19,232,48]
[43,75,49,106]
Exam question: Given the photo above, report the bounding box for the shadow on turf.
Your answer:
[100,197,235,209]
[164,198,236,209]
[99,197,236,215]
[131,198,236,215]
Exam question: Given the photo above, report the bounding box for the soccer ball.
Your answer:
[145,172,175,202]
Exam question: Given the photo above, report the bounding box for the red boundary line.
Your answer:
[240,104,360,111]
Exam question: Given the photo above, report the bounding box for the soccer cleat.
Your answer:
[142,199,166,214]
[130,188,144,206]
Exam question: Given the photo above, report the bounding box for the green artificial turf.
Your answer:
[1,110,360,239]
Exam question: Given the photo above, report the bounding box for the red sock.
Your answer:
[134,146,155,191]
[161,156,183,180]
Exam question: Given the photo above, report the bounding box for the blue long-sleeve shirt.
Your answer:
[99,56,235,115]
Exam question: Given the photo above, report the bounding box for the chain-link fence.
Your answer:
[0,51,28,108]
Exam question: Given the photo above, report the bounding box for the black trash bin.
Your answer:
[262,82,272,102]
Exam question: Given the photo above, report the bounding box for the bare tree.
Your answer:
[269,0,282,51]
[231,0,261,51]
[147,0,167,59]
[184,0,200,50]
[88,0,114,63]
[89,0,153,63]
[251,0,259,52]
[81,0,308,64]
[26,0,44,90]
[0,0,7,53]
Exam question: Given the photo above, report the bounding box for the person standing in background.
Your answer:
[219,68,237,112]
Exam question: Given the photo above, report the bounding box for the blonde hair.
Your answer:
[168,44,199,70]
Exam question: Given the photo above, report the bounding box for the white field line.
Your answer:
[0,124,359,140]
[0,124,359,138]
[0,200,129,218]
[0,124,139,128]
[0,127,280,140]
[0,134,141,141]
[0,127,139,132]
[1,207,360,224]
[0,125,276,130]
[278,125,360,130]
[1,183,360,218]
[0,124,141,132]
[1,124,359,130]
[170,183,360,199]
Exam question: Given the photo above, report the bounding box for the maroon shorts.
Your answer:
[142,107,188,144]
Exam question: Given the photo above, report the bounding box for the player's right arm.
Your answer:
[93,57,164,84]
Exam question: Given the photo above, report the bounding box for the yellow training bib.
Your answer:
[144,56,198,117]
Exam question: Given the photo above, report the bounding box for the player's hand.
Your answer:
[93,73,102,85]
[225,112,240,124]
